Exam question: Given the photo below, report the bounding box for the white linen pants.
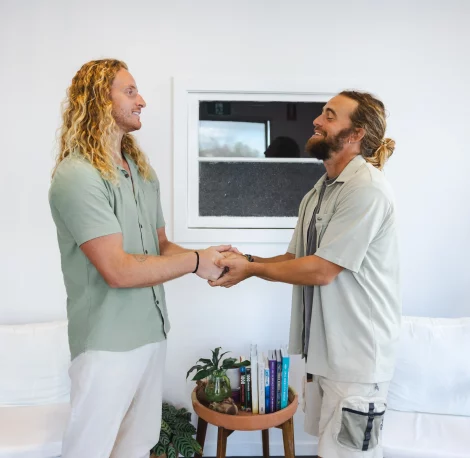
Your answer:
[62,341,167,458]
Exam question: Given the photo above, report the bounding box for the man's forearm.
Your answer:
[247,255,333,286]
[252,253,294,264]
[160,240,192,257]
[110,251,198,288]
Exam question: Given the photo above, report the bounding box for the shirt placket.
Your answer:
[121,164,165,330]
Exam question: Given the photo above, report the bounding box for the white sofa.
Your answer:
[0,321,70,458]
[382,316,470,457]
[0,317,469,458]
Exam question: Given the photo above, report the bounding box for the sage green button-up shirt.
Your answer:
[49,153,169,360]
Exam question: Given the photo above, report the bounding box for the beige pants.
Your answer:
[304,375,389,458]
[62,341,167,458]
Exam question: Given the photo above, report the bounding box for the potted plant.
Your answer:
[187,347,250,402]
[150,402,202,458]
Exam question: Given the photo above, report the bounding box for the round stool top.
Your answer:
[191,387,298,431]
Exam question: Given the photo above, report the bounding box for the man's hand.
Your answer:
[196,245,231,281]
[208,256,252,288]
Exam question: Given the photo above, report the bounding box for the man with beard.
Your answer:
[212,91,401,458]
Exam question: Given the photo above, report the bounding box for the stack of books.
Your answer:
[239,344,290,414]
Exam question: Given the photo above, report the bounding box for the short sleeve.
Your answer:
[49,161,122,246]
[315,185,391,273]
[287,218,301,254]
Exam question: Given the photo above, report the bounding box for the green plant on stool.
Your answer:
[150,402,202,458]
[186,347,250,402]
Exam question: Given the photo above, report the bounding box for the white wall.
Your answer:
[1,0,470,455]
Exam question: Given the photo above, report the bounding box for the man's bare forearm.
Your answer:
[110,251,198,288]
[252,253,295,264]
[160,240,192,257]
[247,256,335,286]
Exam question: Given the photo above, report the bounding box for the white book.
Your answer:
[258,352,266,414]
[250,344,259,414]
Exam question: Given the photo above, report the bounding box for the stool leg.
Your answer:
[194,417,207,458]
[281,417,295,458]
[216,427,228,458]
[262,429,270,458]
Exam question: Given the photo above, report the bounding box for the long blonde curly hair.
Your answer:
[53,59,151,183]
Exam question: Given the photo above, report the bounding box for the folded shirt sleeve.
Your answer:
[49,161,122,246]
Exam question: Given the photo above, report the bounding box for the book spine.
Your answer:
[240,366,246,410]
[246,367,252,412]
[265,365,270,414]
[251,347,259,414]
[281,355,290,409]
[276,351,282,411]
[269,355,277,412]
[258,358,265,414]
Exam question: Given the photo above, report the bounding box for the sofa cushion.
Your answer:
[388,316,470,416]
[0,321,70,406]
[382,409,470,458]
[0,403,70,458]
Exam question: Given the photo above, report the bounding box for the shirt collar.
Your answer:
[313,155,365,192]
[335,155,366,183]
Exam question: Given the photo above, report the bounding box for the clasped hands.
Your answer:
[195,245,252,288]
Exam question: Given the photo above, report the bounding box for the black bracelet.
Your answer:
[192,251,199,273]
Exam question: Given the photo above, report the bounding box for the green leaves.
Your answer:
[173,418,196,434]
[153,402,202,457]
[161,419,172,435]
[187,346,246,381]
[166,443,177,458]
[174,435,199,457]
[159,430,170,446]
[153,443,166,456]
[229,359,251,369]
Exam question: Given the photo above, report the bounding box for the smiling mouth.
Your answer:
[313,131,325,137]
[132,112,141,117]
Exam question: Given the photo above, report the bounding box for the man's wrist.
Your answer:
[192,251,199,273]
[246,260,260,278]
[244,253,255,262]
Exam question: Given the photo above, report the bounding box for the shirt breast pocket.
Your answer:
[315,212,334,248]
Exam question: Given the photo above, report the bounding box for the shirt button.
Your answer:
[145,250,148,254]
[140,224,143,228]
[156,300,160,305]
[124,173,129,178]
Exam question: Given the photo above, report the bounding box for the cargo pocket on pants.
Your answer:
[334,396,386,452]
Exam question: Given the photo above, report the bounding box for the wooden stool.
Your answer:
[191,388,298,458]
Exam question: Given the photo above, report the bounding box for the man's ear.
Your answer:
[350,127,365,143]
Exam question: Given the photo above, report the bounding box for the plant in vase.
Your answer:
[187,347,250,402]
[150,402,202,458]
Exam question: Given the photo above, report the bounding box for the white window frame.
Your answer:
[173,77,337,243]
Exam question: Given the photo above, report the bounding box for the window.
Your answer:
[173,78,334,243]
[199,120,269,158]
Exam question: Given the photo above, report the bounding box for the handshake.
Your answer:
[194,245,252,288]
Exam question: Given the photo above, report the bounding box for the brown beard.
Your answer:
[305,126,355,160]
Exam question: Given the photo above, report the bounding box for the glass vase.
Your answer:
[205,369,232,402]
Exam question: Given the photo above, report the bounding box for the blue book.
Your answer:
[264,356,270,413]
[280,346,290,409]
